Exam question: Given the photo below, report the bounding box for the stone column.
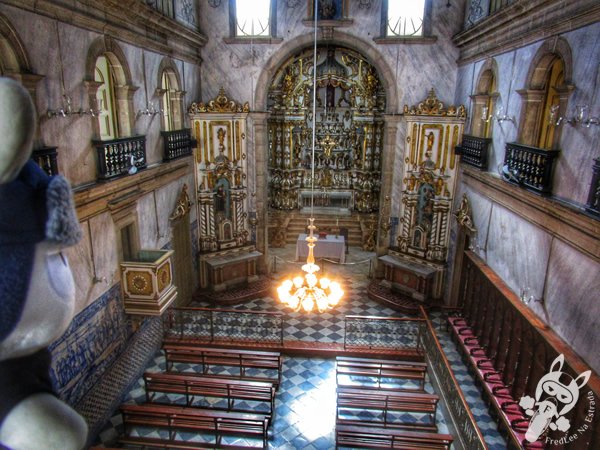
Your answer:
[249,112,270,274]
[376,114,403,260]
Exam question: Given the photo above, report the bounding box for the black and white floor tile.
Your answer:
[94,245,508,449]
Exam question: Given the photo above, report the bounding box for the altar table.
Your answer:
[295,234,346,263]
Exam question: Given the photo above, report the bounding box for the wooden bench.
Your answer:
[336,387,439,431]
[336,356,427,390]
[335,424,453,449]
[163,344,282,387]
[143,371,275,418]
[120,403,269,449]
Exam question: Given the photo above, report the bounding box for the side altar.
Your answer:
[379,89,466,305]
[189,88,263,295]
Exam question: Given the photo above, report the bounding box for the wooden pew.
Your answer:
[162,344,282,387]
[143,371,275,418]
[336,387,439,431]
[335,424,453,449]
[335,356,426,390]
[120,403,269,449]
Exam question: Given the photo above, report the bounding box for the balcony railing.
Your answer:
[455,135,491,170]
[586,158,600,216]
[161,128,196,161]
[32,146,59,176]
[503,143,559,195]
[145,0,174,19]
[93,135,147,181]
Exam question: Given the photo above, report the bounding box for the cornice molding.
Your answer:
[1,0,206,64]
[74,158,193,221]
[461,165,600,263]
[453,0,600,65]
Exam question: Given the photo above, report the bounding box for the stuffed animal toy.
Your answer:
[0,78,88,449]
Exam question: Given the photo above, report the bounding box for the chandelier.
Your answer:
[277,0,344,313]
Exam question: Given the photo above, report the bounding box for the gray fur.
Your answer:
[45,176,82,246]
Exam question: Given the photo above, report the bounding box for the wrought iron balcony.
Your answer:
[586,158,600,216]
[32,146,59,176]
[161,128,196,161]
[93,135,147,181]
[455,135,491,170]
[502,143,559,195]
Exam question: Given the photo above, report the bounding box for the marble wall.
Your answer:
[198,0,467,110]
[0,3,202,187]
[451,14,600,373]
[0,2,203,412]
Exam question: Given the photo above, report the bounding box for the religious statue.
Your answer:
[455,193,477,234]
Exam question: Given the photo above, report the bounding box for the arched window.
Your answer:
[537,58,564,149]
[85,37,136,140]
[161,71,174,131]
[471,59,499,139]
[157,58,184,132]
[95,55,118,140]
[517,38,573,149]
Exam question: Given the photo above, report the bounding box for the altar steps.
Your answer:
[284,214,363,247]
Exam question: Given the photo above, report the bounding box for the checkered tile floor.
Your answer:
[94,245,508,449]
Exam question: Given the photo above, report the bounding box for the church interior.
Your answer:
[0,0,599,449]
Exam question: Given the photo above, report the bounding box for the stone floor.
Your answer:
[95,244,508,449]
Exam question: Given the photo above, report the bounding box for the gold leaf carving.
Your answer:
[189,87,250,114]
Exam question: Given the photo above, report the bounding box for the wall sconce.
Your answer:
[137,102,162,118]
[495,104,515,124]
[520,286,543,305]
[549,104,599,128]
[48,94,85,118]
[481,105,492,123]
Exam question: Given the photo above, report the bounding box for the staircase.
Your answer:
[280,213,363,247]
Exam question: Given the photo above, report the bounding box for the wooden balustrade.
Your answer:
[454,251,600,448]
[455,135,491,170]
[161,128,195,161]
[93,135,147,180]
[31,146,59,176]
[503,142,559,194]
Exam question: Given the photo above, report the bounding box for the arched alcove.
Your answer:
[517,37,574,148]
[85,36,138,139]
[266,44,386,216]
[471,58,499,138]
[156,57,184,131]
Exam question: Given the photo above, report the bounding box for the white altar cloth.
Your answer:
[295,233,346,263]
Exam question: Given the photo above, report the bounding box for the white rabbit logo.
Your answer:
[519,354,591,443]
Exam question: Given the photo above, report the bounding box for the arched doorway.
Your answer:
[266,45,387,249]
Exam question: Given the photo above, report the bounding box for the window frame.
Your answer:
[226,0,281,44]
[375,0,436,45]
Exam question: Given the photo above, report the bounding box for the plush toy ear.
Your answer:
[575,370,591,390]
[0,78,36,185]
[550,354,564,373]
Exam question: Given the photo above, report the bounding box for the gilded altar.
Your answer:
[382,89,466,303]
[189,88,261,291]
[267,46,385,214]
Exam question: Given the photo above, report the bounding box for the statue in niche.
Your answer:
[214,178,230,221]
[414,174,435,249]
[326,85,335,108]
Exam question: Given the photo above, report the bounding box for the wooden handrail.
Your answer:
[419,305,488,450]
[465,251,600,395]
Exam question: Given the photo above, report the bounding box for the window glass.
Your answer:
[161,71,174,131]
[387,0,425,37]
[235,0,270,37]
[95,55,118,140]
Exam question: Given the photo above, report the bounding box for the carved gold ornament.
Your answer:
[404,88,466,118]
[455,193,477,234]
[169,184,192,221]
[188,87,250,114]
[127,271,153,295]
